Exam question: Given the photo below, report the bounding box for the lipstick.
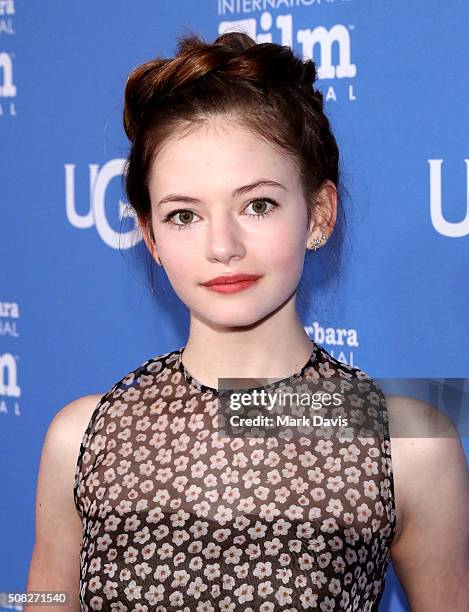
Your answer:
[201,273,262,294]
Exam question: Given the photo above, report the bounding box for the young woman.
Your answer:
[26,32,469,611]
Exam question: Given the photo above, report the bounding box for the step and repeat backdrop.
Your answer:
[1,1,468,610]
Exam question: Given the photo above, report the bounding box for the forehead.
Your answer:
[148,117,298,198]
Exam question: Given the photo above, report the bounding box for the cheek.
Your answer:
[161,246,194,279]
[152,219,194,264]
[264,223,306,272]
[261,222,307,300]
[154,229,200,292]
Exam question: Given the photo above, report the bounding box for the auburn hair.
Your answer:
[122,30,346,296]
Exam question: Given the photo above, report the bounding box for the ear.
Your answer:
[306,180,338,247]
[137,215,162,266]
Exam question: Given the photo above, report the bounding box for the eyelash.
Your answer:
[162,198,279,231]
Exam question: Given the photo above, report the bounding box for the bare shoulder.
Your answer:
[48,393,104,449]
[385,394,463,542]
[25,394,104,607]
[41,393,105,485]
[38,393,105,504]
[385,393,457,438]
[383,394,469,609]
[32,393,104,528]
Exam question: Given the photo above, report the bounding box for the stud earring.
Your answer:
[307,234,328,251]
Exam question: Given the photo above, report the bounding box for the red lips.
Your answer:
[201,273,262,287]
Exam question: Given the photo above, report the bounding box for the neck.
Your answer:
[180,293,315,389]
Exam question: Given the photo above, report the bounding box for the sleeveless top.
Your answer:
[73,342,396,612]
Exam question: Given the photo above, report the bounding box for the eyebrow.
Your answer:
[156,179,287,208]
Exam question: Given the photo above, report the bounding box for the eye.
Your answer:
[162,209,201,230]
[243,198,278,218]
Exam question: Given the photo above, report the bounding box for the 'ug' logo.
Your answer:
[65,159,141,250]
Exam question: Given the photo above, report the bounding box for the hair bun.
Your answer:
[212,31,257,53]
[123,32,322,141]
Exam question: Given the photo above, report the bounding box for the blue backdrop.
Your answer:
[1,1,468,610]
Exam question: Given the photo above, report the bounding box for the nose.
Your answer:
[205,212,246,264]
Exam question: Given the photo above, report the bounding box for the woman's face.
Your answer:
[146,116,316,328]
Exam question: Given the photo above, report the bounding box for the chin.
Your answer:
[189,297,287,330]
[199,309,263,329]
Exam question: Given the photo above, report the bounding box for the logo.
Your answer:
[304,321,358,365]
[0,352,20,398]
[0,51,16,117]
[0,51,15,94]
[0,299,21,415]
[218,9,356,102]
[65,159,141,249]
[0,301,19,337]
[429,159,469,237]
[0,0,17,117]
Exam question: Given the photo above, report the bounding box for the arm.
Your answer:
[24,395,103,612]
[387,395,469,611]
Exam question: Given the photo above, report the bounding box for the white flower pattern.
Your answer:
[74,343,396,611]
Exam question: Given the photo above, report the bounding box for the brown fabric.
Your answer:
[74,342,396,611]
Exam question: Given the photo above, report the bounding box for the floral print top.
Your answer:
[73,341,396,611]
